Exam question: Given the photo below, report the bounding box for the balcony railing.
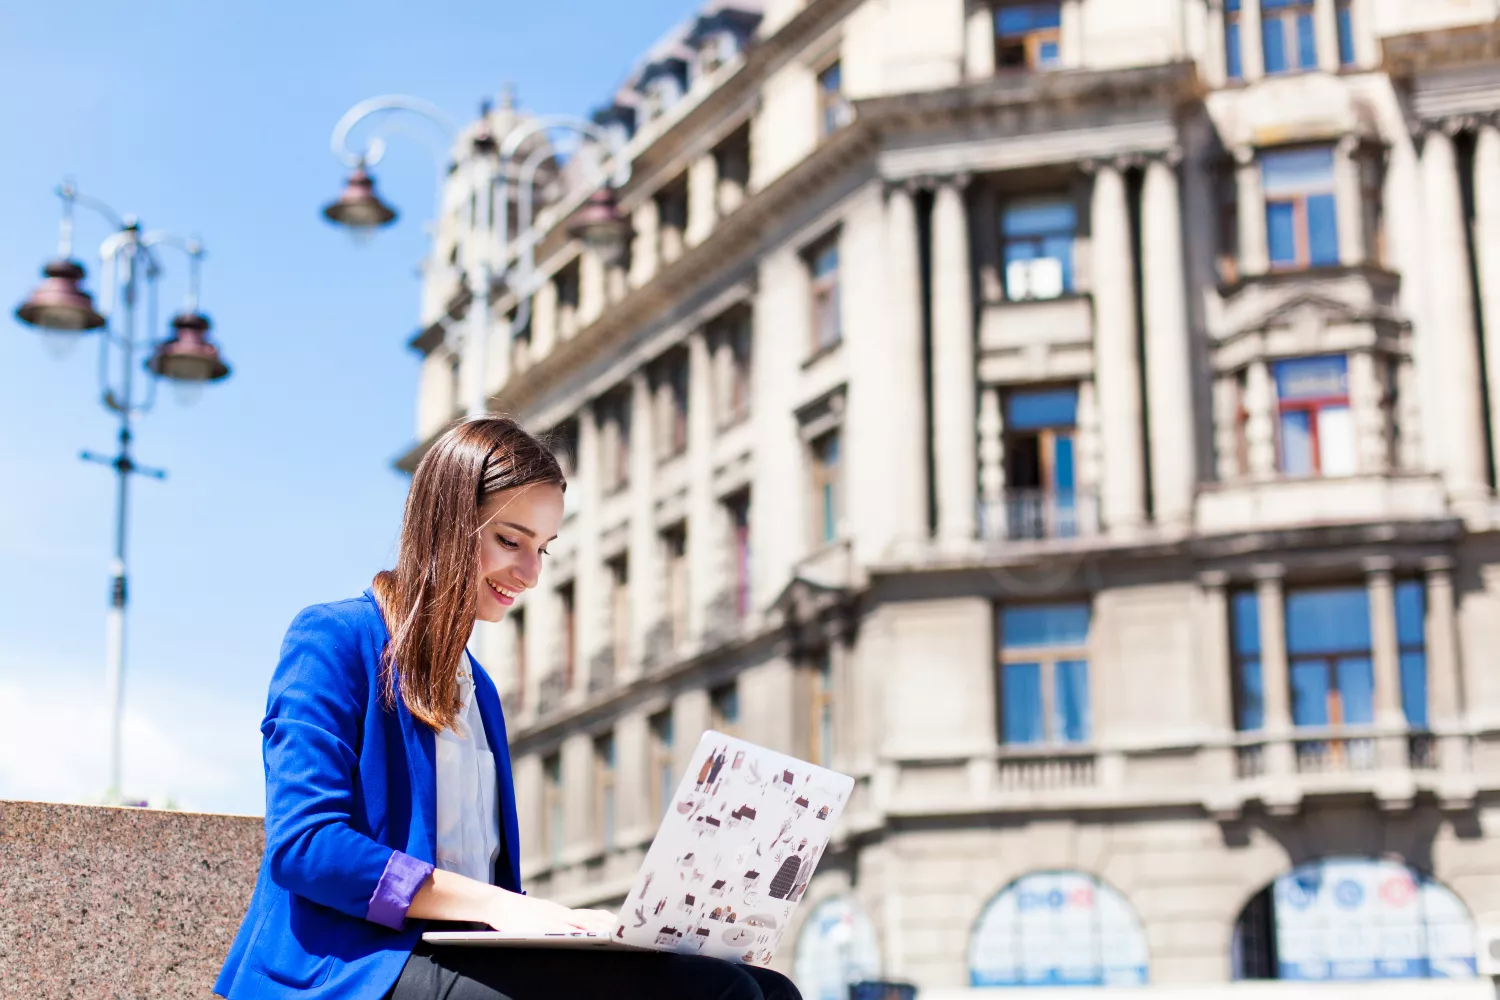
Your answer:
[996,747,1097,793]
[536,670,568,716]
[587,649,617,695]
[979,489,1100,543]
[1234,727,1440,777]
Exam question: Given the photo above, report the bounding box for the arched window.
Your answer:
[1233,857,1476,981]
[793,897,882,1000]
[969,871,1149,987]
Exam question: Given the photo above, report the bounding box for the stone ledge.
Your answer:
[0,799,262,999]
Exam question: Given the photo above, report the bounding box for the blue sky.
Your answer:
[0,0,701,814]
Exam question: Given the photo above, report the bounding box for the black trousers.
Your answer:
[384,942,805,1000]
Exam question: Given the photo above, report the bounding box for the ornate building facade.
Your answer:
[404,1,1500,996]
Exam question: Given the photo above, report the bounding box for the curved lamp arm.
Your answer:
[141,231,206,313]
[330,94,459,169]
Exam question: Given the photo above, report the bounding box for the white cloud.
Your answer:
[0,669,265,815]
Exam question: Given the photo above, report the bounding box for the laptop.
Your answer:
[424,730,856,966]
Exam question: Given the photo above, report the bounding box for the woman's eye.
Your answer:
[498,535,519,549]
[540,547,551,557]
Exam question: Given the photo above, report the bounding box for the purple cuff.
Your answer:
[365,850,435,931]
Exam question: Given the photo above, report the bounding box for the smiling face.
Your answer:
[475,482,565,623]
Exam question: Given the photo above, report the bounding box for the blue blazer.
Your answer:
[215,591,522,999]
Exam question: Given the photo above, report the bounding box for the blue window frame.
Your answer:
[1263,147,1339,268]
[1000,387,1079,540]
[999,603,1091,745]
[996,3,1062,70]
[1225,0,1243,81]
[1002,199,1076,299]
[1231,590,1265,731]
[1262,0,1317,74]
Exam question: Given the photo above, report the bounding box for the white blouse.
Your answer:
[434,659,501,885]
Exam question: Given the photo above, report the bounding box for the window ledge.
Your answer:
[1216,261,1398,297]
[801,338,843,369]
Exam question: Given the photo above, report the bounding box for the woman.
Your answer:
[215,417,801,1000]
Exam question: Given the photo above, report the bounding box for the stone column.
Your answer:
[1348,351,1387,474]
[1141,153,1197,527]
[1244,359,1278,479]
[626,371,657,682]
[686,153,720,248]
[1199,571,1238,783]
[686,329,718,640]
[1470,121,1500,484]
[1335,136,1366,267]
[1255,566,1295,778]
[964,4,996,78]
[1075,379,1102,494]
[1365,557,1407,768]
[931,176,979,544]
[574,404,603,699]
[1240,0,1266,80]
[578,249,605,328]
[1420,125,1490,498]
[886,182,929,548]
[1424,557,1467,777]
[1213,376,1242,480]
[532,274,559,356]
[1060,0,1084,68]
[629,198,660,289]
[1313,0,1340,73]
[1395,357,1423,472]
[978,385,1004,539]
[1235,148,1269,275]
[1090,160,1147,531]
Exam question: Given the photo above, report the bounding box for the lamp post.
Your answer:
[321,91,633,418]
[13,182,231,804]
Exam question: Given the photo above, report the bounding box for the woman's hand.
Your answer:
[482,892,611,935]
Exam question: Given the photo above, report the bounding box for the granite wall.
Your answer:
[0,800,262,999]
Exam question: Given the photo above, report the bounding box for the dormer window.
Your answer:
[696,31,738,80]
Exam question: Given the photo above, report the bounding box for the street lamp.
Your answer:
[13,182,231,805]
[321,91,633,418]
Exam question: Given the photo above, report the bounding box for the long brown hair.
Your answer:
[373,416,565,732]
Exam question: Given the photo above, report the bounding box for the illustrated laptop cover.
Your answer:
[425,730,856,967]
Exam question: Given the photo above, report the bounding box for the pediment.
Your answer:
[1221,272,1410,344]
[767,575,845,624]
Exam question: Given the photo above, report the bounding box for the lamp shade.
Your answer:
[322,167,398,229]
[567,187,633,268]
[147,312,230,383]
[15,259,106,331]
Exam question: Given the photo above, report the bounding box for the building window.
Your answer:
[808,235,841,352]
[794,898,883,1000]
[608,555,630,670]
[1218,167,1241,283]
[1274,356,1354,477]
[971,872,1150,986]
[1230,590,1264,731]
[1261,0,1317,74]
[657,176,689,265]
[995,2,1062,70]
[542,752,563,864]
[511,607,527,711]
[1225,0,1243,81]
[1263,147,1339,269]
[712,306,753,429]
[817,61,852,138]
[1396,581,1427,728]
[649,710,674,819]
[808,650,834,767]
[809,430,843,546]
[1002,199,1075,300]
[598,389,632,492]
[1286,587,1373,767]
[1336,0,1355,66]
[726,490,752,617]
[555,259,581,338]
[655,350,689,459]
[711,682,741,736]
[594,732,617,851]
[663,524,689,646]
[1232,858,1476,981]
[557,582,576,689]
[997,603,1091,745]
[1000,387,1079,540]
